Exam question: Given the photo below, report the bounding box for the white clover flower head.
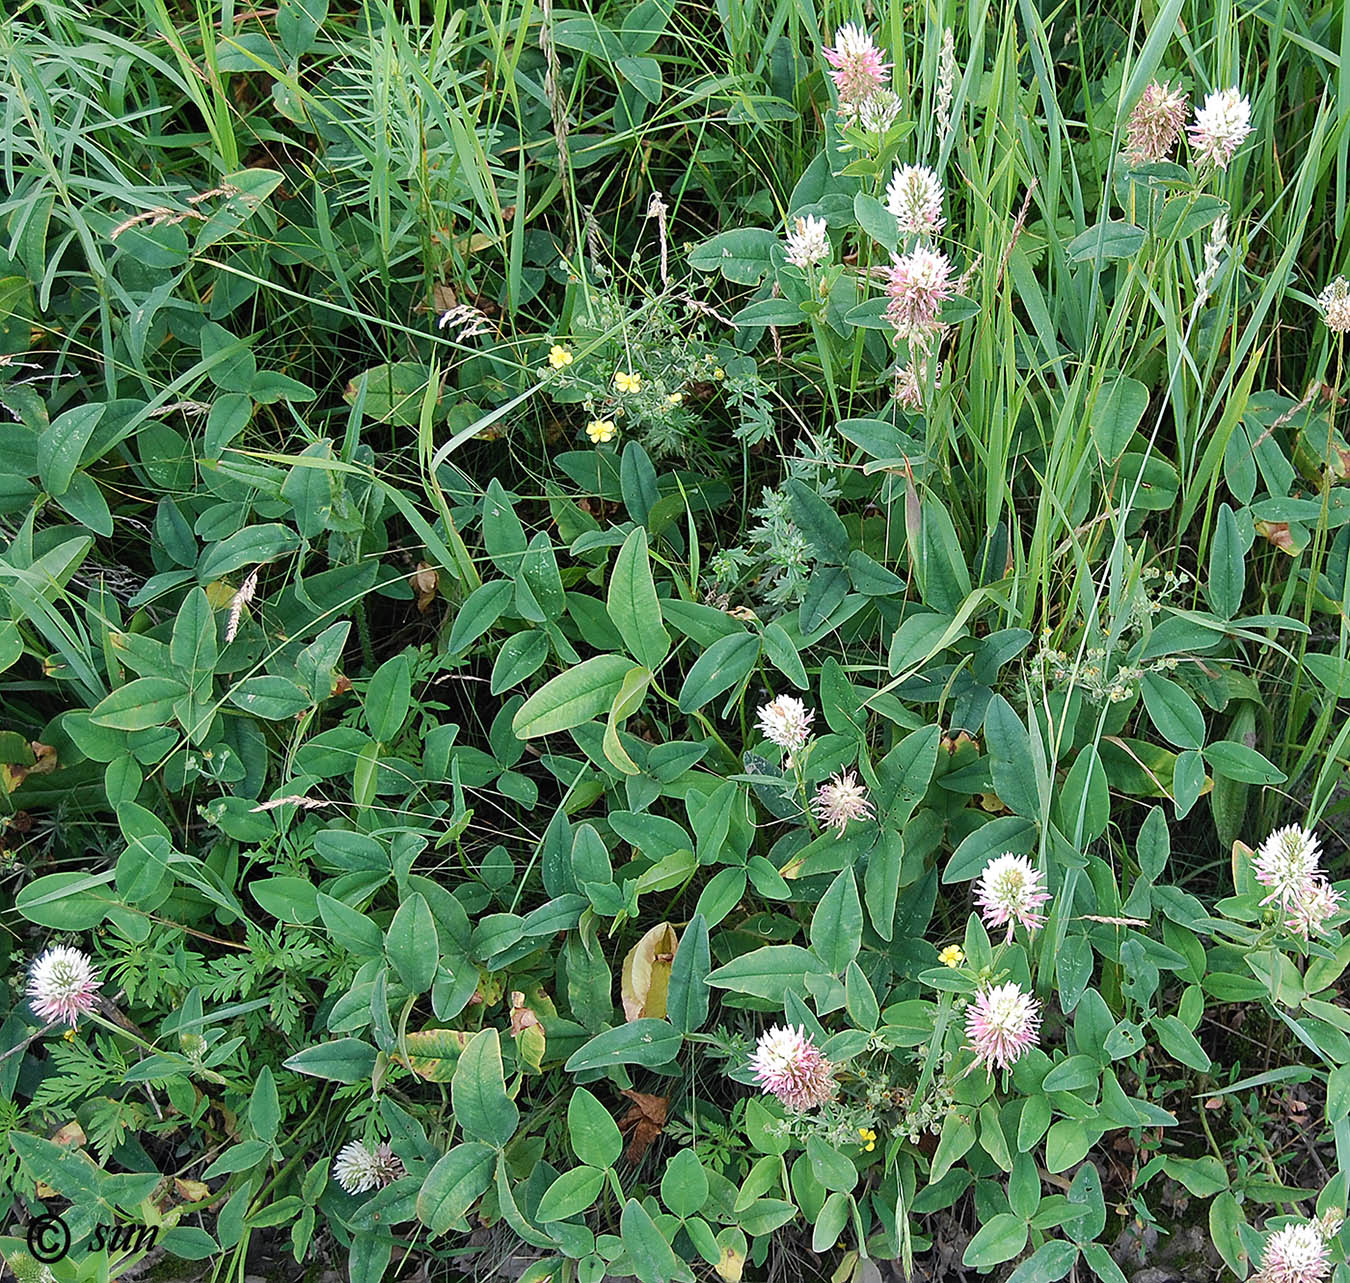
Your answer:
[885,164,945,235]
[858,90,902,135]
[1318,277,1350,335]
[1125,80,1189,163]
[1188,88,1253,169]
[756,695,814,755]
[965,982,1041,1073]
[27,945,101,1027]
[1259,1220,1333,1283]
[785,215,831,269]
[975,853,1051,941]
[750,1024,837,1111]
[332,1140,405,1195]
[1253,824,1322,908]
[811,769,875,833]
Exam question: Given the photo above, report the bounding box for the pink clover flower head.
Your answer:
[757,695,814,755]
[1285,878,1343,939]
[750,1024,837,1112]
[1188,88,1253,169]
[975,853,1050,941]
[884,246,955,339]
[894,358,941,410]
[27,945,101,1027]
[1258,1220,1333,1283]
[1125,81,1189,163]
[333,1140,405,1195]
[811,770,875,833]
[1253,824,1322,908]
[823,24,891,113]
[965,982,1041,1073]
[885,164,945,236]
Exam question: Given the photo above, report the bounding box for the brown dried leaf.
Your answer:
[50,1120,86,1148]
[1254,518,1300,554]
[508,991,540,1036]
[410,562,438,613]
[618,1089,669,1164]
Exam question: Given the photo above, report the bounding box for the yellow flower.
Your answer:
[667,392,683,405]
[614,370,641,393]
[712,367,725,380]
[858,1127,877,1153]
[939,944,965,968]
[548,344,573,370]
[586,419,617,444]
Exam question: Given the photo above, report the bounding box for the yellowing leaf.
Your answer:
[714,1230,747,1283]
[174,1177,211,1203]
[392,1028,473,1082]
[518,1024,546,1073]
[203,578,239,608]
[621,922,679,1022]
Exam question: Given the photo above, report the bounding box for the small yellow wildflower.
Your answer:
[858,1127,877,1153]
[548,344,573,370]
[586,419,617,444]
[712,367,725,380]
[938,944,965,968]
[666,392,683,406]
[614,370,641,393]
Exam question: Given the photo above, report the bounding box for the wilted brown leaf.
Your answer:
[1254,518,1299,553]
[50,1120,86,1148]
[1,742,58,792]
[508,991,540,1036]
[410,562,438,613]
[618,1089,668,1163]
